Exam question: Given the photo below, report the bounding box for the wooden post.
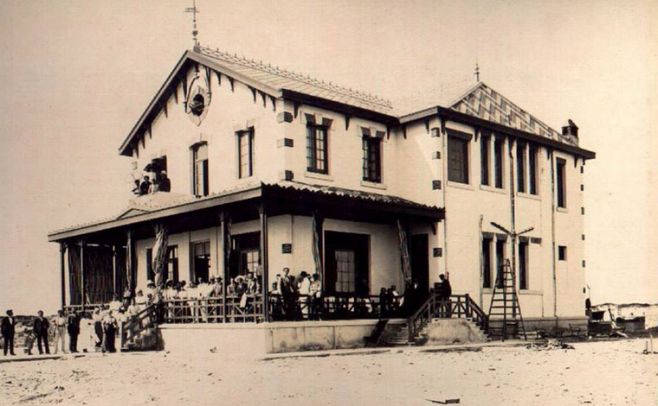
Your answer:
[60,243,67,310]
[80,240,86,312]
[220,211,227,323]
[112,245,118,300]
[126,230,134,295]
[259,203,269,322]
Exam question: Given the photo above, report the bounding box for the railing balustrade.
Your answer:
[408,293,489,341]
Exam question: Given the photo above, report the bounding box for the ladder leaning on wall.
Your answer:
[487,259,527,341]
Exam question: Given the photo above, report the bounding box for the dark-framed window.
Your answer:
[482,236,493,288]
[556,158,566,208]
[558,245,567,261]
[480,134,490,186]
[495,238,506,288]
[237,128,254,179]
[191,241,211,283]
[517,142,526,193]
[447,134,469,184]
[192,143,209,197]
[529,145,538,195]
[494,136,504,188]
[519,241,528,290]
[307,125,328,174]
[362,135,382,183]
[146,245,179,284]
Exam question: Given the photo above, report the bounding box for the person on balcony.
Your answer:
[139,176,151,195]
[157,171,171,192]
[310,273,322,320]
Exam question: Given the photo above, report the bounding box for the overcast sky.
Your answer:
[0,0,656,314]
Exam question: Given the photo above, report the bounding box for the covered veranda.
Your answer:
[48,183,445,324]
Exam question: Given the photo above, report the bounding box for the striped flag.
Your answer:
[397,219,412,282]
[312,213,323,280]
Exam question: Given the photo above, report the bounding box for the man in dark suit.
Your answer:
[66,311,81,353]
[33,310,50,355]
[438,274,452,317]
[1,309,16,356]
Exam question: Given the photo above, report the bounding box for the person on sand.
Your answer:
[67,310,81,353]
[92,309,104,351]
[33,310,50,355]
[102,311,118,353]
[1,310,16,356]
[53,310,67,354]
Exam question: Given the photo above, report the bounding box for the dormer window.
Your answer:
[237,128,254,179]
[192,143,209,197]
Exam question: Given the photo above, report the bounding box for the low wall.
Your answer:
[425,319,487,344]
[159,319,408,356]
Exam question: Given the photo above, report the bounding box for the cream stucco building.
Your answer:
[49,46,595,344]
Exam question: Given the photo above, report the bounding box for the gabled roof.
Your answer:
[119,46,593,159]
[450,82,577,146]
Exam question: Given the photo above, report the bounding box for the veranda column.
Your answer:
[59,242,67,310]
[259,204,269,321]
[80,240,86,311]
[112,244,118,300]
[220,211,228,323]
[126,230,135,294]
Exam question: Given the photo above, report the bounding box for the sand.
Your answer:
[1,339,656,405]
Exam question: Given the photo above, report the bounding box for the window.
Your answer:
[529,145,538,195]
[558,245,567,261]
[495,239,506,288]
[482,236,493,288]
[146,246,179,284]
[230,232,260,278]
[307,125,328,174]
[191,241,211,283]
[556,158,566,208]
[516,142,526,193]
[494,136,504,188]
[480,134,490,186]
[192,143,209,197]
[240,249,260,275]
[519,241,528,290]
[237,128,254,179]
[335,249,356,293]
[448,136,469,184]
[362,135,382,183]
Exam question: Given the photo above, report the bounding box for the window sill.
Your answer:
[517,192,541,201]
[519,289,542,295]
[556,206,568,214]
[479,184,507,195]
[361,180,387,190]
[305,171,334,182]
[447,181,474,191]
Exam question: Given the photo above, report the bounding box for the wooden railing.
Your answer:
[408,293,489,342]
[121,303,159,350]
[63,303,104,316]
[161,295,265,323]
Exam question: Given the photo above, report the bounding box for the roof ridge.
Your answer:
[197,46,393,109]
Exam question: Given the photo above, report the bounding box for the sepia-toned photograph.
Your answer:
[0,1,656,404]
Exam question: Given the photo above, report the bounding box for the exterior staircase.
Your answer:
[121,303,160,351]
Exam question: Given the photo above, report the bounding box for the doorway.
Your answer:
[410,234,430,294]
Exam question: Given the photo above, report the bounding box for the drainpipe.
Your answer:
[439,116,449,283]
[549,150,558,322]
[478,215,484,308]
[508,138,517,318]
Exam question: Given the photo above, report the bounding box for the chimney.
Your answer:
[562,119,579,138]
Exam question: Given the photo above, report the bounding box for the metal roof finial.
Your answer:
[184,0,201,51]
[474,60,480,83]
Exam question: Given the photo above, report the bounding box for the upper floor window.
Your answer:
[494,136,504,188]
[237,128,254,179]
[307,125,328,174]
[447,131,470,184]
[516,142,526,193]
[480,133,490,186]
[556,158,566,208]
[528,145,538,195]
[519,240,529,290]
[192,143,209,197]
[362,134,382,183]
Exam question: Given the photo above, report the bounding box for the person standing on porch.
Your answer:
[1,310,16,356]
[310,273,322,320]
[437,274,452,317]
[298,272,311,319]
[33,310,50,355]
[67,310,81,353]
[52,310,67,354]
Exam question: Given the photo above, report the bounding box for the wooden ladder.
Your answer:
[487,259,527,340]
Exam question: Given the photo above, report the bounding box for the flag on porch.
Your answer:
[151,224,169,289]
[312,213,323,280]
[397,219,412,282]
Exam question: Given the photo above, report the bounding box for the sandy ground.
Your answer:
[1,339,656,406]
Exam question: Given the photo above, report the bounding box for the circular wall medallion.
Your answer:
[186,75,211,126]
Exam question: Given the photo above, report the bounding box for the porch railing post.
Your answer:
[220,211,228,323]
[259,203,269,322]
[60,243,67,310]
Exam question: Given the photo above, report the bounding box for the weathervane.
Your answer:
[185,0,200,51]
[474,60,480,82]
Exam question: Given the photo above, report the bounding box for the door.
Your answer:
[410,234,430,294]
[324,231,369,295]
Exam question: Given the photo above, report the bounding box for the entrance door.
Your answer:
[410,234,430,294]
[324,232,369,295]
